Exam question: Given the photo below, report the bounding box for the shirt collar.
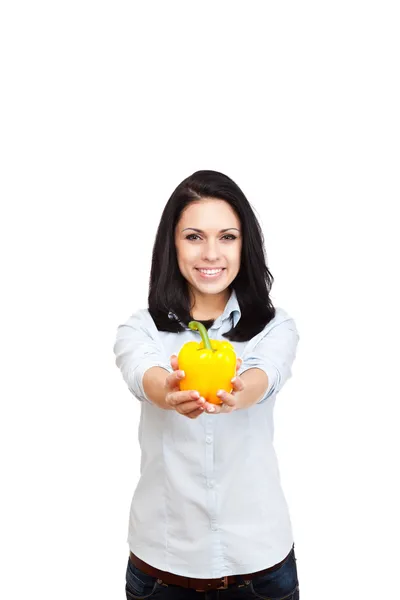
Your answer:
[168,289,241,330]
[211,288,241,330]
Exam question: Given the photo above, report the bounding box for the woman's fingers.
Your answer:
[214,375,244,407]
[203,375,245,414]
[170,354,179,371]
[202,391,235,413]
[202,401,220,413]
[230,375,245,393]
[166,389,200,405]
[165,388,205,409]
[185,406,205,419]
[178,399,205,414]
[236,357,243,372]
[164,368,205,418]
[164,369,185,392]
[172,393,206,417]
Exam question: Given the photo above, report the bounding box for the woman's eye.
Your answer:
[185,234,237,241]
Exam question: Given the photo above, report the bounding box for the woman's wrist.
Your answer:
[143,367,173,409]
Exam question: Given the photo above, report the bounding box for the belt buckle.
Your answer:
[217,576,229,590]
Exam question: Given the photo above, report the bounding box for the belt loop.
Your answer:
[217,576,229,589]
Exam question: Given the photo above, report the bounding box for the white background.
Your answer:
[1,1,399,599]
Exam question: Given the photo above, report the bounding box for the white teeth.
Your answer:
[198,269,223,275]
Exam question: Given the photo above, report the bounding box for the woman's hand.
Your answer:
[169,355,244,417]
[202,374,245,414]
[164,367,206,419]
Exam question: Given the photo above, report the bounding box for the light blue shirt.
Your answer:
[113,289,300,578]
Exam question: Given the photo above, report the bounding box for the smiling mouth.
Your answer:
[195,268,226,278]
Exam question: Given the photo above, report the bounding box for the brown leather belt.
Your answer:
[129,547,292,592]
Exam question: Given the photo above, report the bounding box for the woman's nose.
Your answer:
[201,240,221,261]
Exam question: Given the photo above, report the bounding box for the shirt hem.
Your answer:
[127,538,294,578]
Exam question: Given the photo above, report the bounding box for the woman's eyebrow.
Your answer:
[182,227,241,233]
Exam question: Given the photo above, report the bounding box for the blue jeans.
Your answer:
[125,545,300,600]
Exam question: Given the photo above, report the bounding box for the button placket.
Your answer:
[205,418,219,539]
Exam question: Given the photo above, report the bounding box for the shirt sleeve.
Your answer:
[113,311,172,404]
[238,317,300,404]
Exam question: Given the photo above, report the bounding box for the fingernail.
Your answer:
[198,397,205,404]
[231,377,237,383]
[179,371,185,378]
[217,390,224,397]
[192,391,200,399]
[208,406,215,412]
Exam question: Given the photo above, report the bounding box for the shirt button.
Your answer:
[211,524,218,531]
[206,436,212,444]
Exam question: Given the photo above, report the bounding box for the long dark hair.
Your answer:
[148,169,276,342]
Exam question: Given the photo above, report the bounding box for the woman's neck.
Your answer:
[189,289,230,321]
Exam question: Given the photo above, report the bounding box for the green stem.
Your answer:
[188,321,213,351]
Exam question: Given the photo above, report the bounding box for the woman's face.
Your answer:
[174,198,242,300]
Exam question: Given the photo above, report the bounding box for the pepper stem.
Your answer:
[188,321,213,351]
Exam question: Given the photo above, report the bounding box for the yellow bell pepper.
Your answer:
[178,321,237,405]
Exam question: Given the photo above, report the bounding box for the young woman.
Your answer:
[114,170,300,599]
